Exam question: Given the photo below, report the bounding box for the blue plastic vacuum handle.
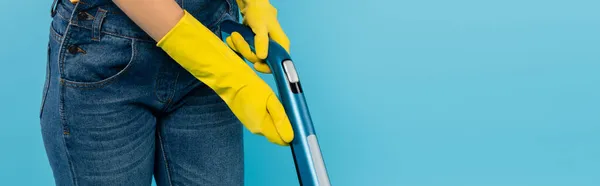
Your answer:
[220,20,331,186]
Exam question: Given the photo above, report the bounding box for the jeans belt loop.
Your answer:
[92,8,108,41]
[50,0,59,17]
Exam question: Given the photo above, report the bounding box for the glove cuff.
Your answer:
[156,10,271,101]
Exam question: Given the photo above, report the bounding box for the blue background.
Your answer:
[1,0,599,185]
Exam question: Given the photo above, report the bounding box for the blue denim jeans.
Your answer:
[42,0,243,185]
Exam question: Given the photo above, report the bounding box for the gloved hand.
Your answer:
[157,10,294,145]
[225,0,290,74]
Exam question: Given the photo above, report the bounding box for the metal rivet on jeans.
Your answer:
[68,45,79,54]
[77,12,89,20]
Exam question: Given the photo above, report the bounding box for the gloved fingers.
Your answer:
[230,32,262,64]
[253,62,272,74]
[261,111,288,146]
[231,32,271,73]
[225,36,239,53]
[251,25,269,60]
[268,21,291,53]
[266,94,294,143]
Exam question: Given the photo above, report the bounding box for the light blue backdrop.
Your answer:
[1,0,599,185]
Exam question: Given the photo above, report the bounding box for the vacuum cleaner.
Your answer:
[220,20,332,186]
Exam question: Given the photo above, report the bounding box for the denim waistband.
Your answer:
[51,0,236,42]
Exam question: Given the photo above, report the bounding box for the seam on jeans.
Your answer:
[207,6,230,30]
[50,21,65,43]
[58,27,71,90]
[230,0,241,21]
[154,65,167,103]
[157,131,174,186]
[67,23,155,42]
[50,27,62,43]
[91,8,107,41]
[159,92,174,113]
[57,3,81,185]
[50,0,58,17]
[61,39,137,89]
[101,30,154,43]
[41,43,51,118]
[164,72,181,111]
[225,0,232,15]
[156,71,179,112]
[55,12,67,21]
[153,87,167,104]
[52,5,152,42]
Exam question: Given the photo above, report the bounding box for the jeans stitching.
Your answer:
[58,28,71,89]
[55,12,67,22]
[41,43,51,118]
[53,3,155,42]
[50,26,63,43]
[102,30,154,42]
[207,7,230,29]
[157,71,179,111]
[157,131,174,186]
[166,72,180,108]
[153,86,167,103]
[154,64,167,103]
[61,39,137,89]
[50,0,58,17]
[57,2,81,185]
[226,0,233,15]
[67,23,155,42]
[91,8,108,41]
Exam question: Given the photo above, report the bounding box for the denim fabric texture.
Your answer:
[41,0,243,185]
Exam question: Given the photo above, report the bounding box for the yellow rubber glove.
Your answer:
[226,0,290,74]
[157,10,294,145]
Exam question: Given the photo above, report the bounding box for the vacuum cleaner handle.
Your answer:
[220,20,332,186]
